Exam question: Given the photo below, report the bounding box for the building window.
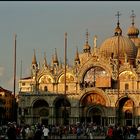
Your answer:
[19,108,21,115]
[125,83,129,90]
[66,85,68,91]
[22,83,25,86]
[125,110,132,119]
[44,86,48,91]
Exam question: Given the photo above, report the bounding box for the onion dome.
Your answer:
[127,26,139,38]
[114,22,122,36]
[127,10,139,38]
[99,35,137,63]
[100,11,138,64]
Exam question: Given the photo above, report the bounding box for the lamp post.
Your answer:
[13,33,17,122]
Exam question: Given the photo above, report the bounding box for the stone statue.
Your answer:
[94,35,97,48]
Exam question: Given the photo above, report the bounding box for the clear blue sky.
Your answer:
[0,1,140,93]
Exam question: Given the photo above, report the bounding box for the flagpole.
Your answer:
[13,33,17,98]
[13,33,17,122]
[63,32,67,125]
[64,32,67,97]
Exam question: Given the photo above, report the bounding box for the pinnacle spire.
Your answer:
[43,52,47,67]
[75,47,80,62]
[53,48,58,64]
[32,49,37,64]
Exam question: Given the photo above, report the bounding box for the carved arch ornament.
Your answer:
[58,73,75,83]
[39,75,54,84]
[81,93,106,106]
[119,71,136,81]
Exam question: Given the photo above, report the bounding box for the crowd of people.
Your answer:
[0,122,140,139]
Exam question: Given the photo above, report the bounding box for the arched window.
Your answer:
[18,107,21,115]
[44,86,48,91]
[83,66,109,88]
[125,110,132,119]
[125,83,129,90]
[66,85,68,91]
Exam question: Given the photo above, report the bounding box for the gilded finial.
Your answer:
[130,10,136,26]
[86,29,89,45]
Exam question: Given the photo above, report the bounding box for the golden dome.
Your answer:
[127,26,139,37]
[99,35,137,61]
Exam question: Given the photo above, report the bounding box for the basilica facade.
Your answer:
[17,11,140,126]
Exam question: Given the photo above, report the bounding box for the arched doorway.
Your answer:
[33,99,49,125]
[54,96,71,125]
[86,106,102,125]
[80,92,106,125]
[117,97,134,126]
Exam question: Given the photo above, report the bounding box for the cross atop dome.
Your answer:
[115,11,121,27]
[114,11,122,36]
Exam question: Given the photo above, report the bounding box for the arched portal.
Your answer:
[117,97,134,126]
[33,99,49,125]
[86,106,102,125]
[80,92,106,125]
[54,96,71,125]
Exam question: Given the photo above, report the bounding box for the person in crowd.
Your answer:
[59,126,63,139]
[42,125,50,140]
[130,124,138,139]
[105,125,113,140]
[137,124,140,139]
[7,123,16,140]
[33,126,42,140]
[123,125,130,140]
